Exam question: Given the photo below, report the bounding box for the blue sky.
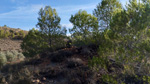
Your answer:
[0,0,128,32]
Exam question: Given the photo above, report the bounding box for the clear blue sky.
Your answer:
[0,0,128,32]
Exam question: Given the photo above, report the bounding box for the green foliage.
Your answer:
[0,28,26,39]
[0,30,4,38]
[36,6,62,47]
[19,30,25,38]
[21,28,49,57]
[88,56,109,71]
[0,52,7,68]
[4,31,10,38]
[17,53,25,60]
[9,30,14,33]
[12,33,15,38]
[16,32,20,36]
[89,0,150,83]
[69,10,98,46]
[101,74,118,84]
[5,50,25,62]
[3,25,7,27]
[0,30,10,38]
[5,51,14,62]
[93,0,122,29]
[22,6,67,58]
[21,27,67,57]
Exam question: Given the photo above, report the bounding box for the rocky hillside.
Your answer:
[0,26,28,34]
[0,39,22,51]
[0,26,28,39]
[0,27,27,67]
[0,45,104,84]
[0,26,28,51]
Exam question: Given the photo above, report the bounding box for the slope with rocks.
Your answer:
[0,26,28,51]
[0,45,102,84]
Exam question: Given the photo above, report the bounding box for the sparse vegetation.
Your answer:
[0,51,25,66]
[0,26,28,39]
[0,0,150,84]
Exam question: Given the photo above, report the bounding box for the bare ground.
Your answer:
[0,39,22,51]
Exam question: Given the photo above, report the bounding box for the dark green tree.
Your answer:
[89,0,150,83]
[93,0,122,30]
[36,6,61,47]
[21,28,48,57]
[69,10,98,43]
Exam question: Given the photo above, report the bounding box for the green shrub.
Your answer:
[9,30,14,33]
[0,30,4,38]
[5,51,14,62]
[21,28,49,57]
[100,74,118,84]
[11,50,18,56]
[12,33,15,38]
[19,30,25,38]
[17,53,25,60]
[0,52,7,68]
[5,50,25,62]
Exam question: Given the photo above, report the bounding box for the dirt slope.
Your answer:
[0,39,22,51]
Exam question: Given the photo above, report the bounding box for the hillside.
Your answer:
[0,39,22,51]
[0,46,102,84]
[0,0,150,84]
[0,27,28,51]
[0,26,28,34]
[0,26,28,39]
[0,27,27,66]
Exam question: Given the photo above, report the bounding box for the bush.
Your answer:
[17,53,25,60]
[0,52,7,68]
[0,30,4,38]
[5,50,25,62]
[19,30,25,38]
[11,50,19,61]
[5,51,14,62]
[21,28,49,57]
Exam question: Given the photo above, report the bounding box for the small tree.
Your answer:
[36,6,61,47]
[22,6,67,57]
[93,0,122,30]
[69,10,98,44]
[21,28,48,57]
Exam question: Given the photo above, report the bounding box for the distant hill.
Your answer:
[0,26,28,34]
[0,26,28,39]
[0,26,28,51]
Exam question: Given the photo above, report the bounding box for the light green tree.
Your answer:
[36,6,61,47]
[69,10,98,42]
[93,0,122,30]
